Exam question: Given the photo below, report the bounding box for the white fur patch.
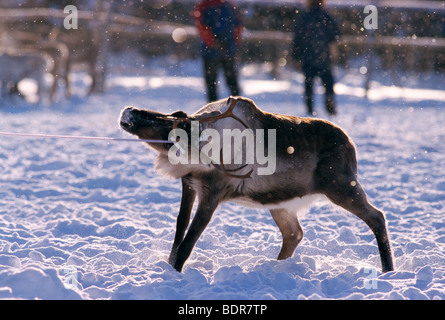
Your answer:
[154,154,211,179]
[231,194,329,217]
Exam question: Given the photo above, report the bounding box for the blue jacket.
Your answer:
[292,7,340,68]
[194,0,242,59]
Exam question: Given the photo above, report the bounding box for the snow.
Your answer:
[0,53,444,300]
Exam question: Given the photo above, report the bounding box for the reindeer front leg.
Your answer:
[172,192,220,272]
[168,177,196,266]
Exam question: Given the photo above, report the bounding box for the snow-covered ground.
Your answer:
[0,54,444,300]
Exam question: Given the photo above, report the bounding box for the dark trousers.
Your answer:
[203,57,240,102]
[303,65,336,115]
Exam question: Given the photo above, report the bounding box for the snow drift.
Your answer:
[0,55,444,299]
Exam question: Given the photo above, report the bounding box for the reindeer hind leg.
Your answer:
[270,208,303,260]
[322,179,394,272]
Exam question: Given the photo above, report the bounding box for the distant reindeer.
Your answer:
[6,31,70,101]
[49,27,99,95]
[119,96,394,273]
[0,50,53,104]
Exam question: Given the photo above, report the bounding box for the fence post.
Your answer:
[92,0,114,93]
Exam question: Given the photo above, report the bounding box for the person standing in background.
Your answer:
[194,0,242,102]
[292,0,340,116]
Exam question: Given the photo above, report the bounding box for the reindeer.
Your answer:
[5,31,70,101]
[0,50,53,104]
[119,96,394,273]
[49,27,99,95]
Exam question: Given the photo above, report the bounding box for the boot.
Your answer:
[326,94,336,116]
[305,96,315,116]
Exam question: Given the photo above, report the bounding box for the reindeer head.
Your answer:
[119,106,189,154]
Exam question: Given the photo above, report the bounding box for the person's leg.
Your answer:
[221,57,240,97]
[303,66,315,115]
[320,67,336,115]
[204,58,219,102]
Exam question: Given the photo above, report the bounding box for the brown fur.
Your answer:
[120,96,394,273]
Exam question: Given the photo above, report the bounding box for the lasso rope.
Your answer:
[0,131,173,144]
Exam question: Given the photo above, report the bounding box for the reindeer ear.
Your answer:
[170,111,188,118]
